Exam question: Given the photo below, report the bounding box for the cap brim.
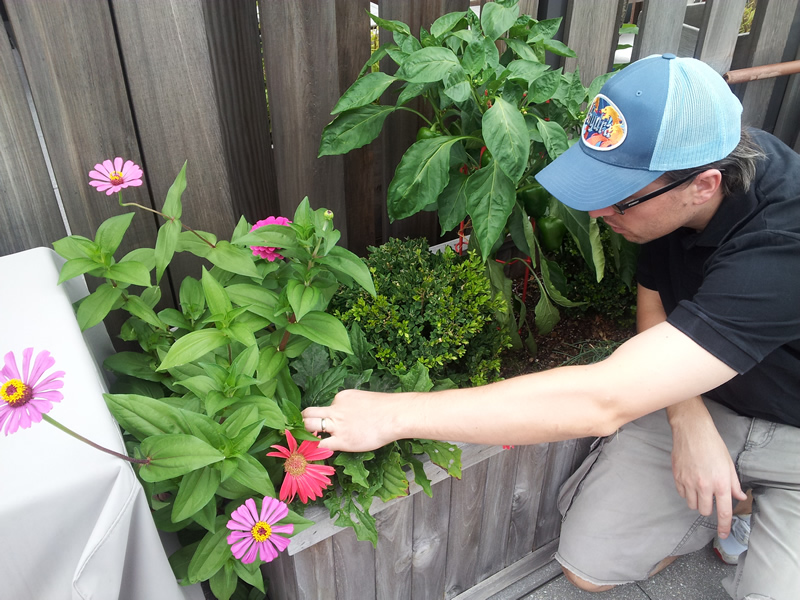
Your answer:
[535,143,664,211]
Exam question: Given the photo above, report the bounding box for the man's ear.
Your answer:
[691,169,724,205]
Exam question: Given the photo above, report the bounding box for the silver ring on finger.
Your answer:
[320,418,327,433]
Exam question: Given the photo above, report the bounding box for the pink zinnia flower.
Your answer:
[89,157,143,195]
[250,216,292,261]
[267,430,335,503]
[0,349,64,436]
[226,497,294,564]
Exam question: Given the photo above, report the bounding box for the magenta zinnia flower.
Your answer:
[267,430,335,503]
[226,497,294,564]
[89,157,143,195]
[250,216,292,261]
[0,349,65,436]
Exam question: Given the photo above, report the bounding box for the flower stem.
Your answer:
[118,199,216,248]
[41,414,150,465]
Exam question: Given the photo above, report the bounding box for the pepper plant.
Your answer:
[319,1,637,347]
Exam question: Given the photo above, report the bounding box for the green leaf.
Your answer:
[398,362,433,393]
[230,453,276,497]
[104,393,188,441]
[105,261,152,287]
[542,38,576,58]
[232,560,265,594]
[332,71,396,114]
[95,212,135,256]
[396,47,460,83]
[529,17,562,43]
[587,71,616,102]
[76,283,123,331]
[104,352,163,382]
[228,419,263,454]
[368,12,411,35]
[172,466,221,522]
[407,456,433,497]
[53,235,97,260]
[534,278,560,335]
[188,517,230,583]
[431,11,468,37]
[481,1,519,41]
[442,66,471,103]
[176,230,216,258]
[417,439,462,478]
[387,137,461,221]
[123,295,164,329]
[121,247,156,271]
[157,329,229,371]
[318,105,395,157]
[163,161,187,219]
[206,241,260,278]
[540,257,583,307]
[334,451,374,489]
[437,171,469,234]
[396,81,427,106]
[536,117,570,160]
[528,69,561,103]
[226,284,279,319]
[287,312,352,354]
[139,434,225,482]
[465,162,516,259]
[209,562,237,600]
[202,267,233,317]
[551,202,605,281]
[58,257,102,284]
[316,246,376,297]
[286,279,325,321]
[374,449,410,502]
[505,59,549,84]
[462,39,487,75]
[155,218,181,283]
[180,276,205,320]
[483,97,530,181]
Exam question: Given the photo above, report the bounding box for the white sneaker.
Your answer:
[713,514,751,565]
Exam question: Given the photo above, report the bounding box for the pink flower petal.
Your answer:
[21,348,33,382]
[230,537,253,560]
[29,350,54,386]
[241,543,259,564]
[102,159,115,174]
[257,541,278,563]
[113,157,123,172]
[269,533,292,552]
[2,351,20,380]
[244,498,260,523]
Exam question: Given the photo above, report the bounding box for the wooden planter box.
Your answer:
[262,438,592,600]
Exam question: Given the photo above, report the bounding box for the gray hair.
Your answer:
[662,128,765,197]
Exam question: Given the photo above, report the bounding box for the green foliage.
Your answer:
[320,1,632,352]
[332,238,512,387]
[53,166,468,598]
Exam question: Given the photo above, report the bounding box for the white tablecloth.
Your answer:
[0,248,200,600]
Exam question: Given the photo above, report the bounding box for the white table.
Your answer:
[0,248,200,600]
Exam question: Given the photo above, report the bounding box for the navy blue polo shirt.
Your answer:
[637,130,800,427]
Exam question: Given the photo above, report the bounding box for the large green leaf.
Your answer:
[230,453,276,497]
[536,117,570,160]
[286,279,326,321]
[157,329,229,371]
[58,257,102,284]
[396,47,459,83]
[551,202,605,282]
[387,137,462,221]
[316,246,376,297]
[319,105,395,157]
[139,434,225,482]
[53,235,98,261]
[105,261,151,287]
[154,218,181,283]
[104,393,187,441]
[505,39,539,63]
[206,241,260,278]
[481,1,519,40]
[95,212,135,256]
[534,278,560,335]
[188,516,230,583]
[172,466,221,523]
[431,11,468,37]
[483,97,530,182]
[76,283,123,331]
[123,294,164,329]
[162,161,187,219]
[201,267,232,317]
[332,72,396,114]
[437,172,469,234]
[286,311,353,354]
[465,161,516,259]
[505,59,549,84]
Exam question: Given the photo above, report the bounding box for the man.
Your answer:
[303,54,800,600]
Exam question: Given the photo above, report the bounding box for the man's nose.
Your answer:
[589,206,616,218]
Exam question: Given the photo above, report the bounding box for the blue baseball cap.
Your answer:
[535,54,743,211]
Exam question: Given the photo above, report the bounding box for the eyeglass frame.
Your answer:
[611,169,721,215]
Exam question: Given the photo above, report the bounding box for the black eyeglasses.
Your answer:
[612,169,712,215]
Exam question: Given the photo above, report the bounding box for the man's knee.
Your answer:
[561,565,616,593]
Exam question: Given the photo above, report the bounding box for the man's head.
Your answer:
[535,54,746,241]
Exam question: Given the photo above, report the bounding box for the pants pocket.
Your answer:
[557,437,605,518]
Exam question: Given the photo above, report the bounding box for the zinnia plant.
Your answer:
[0,348,64,435]
[250,216,292,261]
[226,497,294,564]
[268,430,335,503]
[88,157,143,195]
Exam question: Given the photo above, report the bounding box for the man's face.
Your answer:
[587,177,699,244]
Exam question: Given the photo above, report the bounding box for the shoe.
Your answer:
[713,514,751,565]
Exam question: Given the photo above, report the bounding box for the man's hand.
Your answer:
[668,398,747,539]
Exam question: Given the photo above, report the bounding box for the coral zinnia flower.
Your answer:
[226,497,294,564]
[267,430,335,503]
[89,157,143,195]
[0,349,65,436]
[250,216,292,261]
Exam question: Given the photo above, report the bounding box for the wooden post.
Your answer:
[632,0,687,61]
[694,0,749,73]
[563,0,626,85]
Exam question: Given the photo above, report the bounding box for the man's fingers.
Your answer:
[715,493,734,539]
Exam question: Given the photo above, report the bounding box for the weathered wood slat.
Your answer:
[200,0,280,224]
[774,43,800,148]
[292,537,336,600]
[476,449,518,581]
[505,443,550,565]
[632,0,687,61]
[0,30,65,255]
[532,438,577,550]
[563,0,625,85]
[333,526,377,598]
[261,0,348,245]
[519,0,540,18]
[375,497,414,599]
[694,0,749,73]
[737,0,800,130]
[412,477,452,598]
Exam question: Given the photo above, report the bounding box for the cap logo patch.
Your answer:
[582,94,627,151]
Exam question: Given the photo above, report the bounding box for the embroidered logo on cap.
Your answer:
[582,94,627,151]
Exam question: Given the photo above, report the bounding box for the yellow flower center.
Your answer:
[0,379,32,405]
[109,170,124,185]
[251,521,272,542]
[285,452,308,476]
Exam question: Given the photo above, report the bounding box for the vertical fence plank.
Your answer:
[632,0,687,60]
[333,527,377,598]
[4,0,156,257]
[336,0,377,256]
[293,537,336,600]
[774,41,800,147]
[444,458,488,598]
[505,443,550,565]
[475,449,518,581]
[532,439,577,550]
[737,0,800,130]
[563,0,625,85]
[519,0,540,18]
[376,497,414,600]
[695,0,749,73]
[412,477,452,599]
[0,29,65,255]
[200,0,280,223]
[378,0,470,246]
[261,0,348,245]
